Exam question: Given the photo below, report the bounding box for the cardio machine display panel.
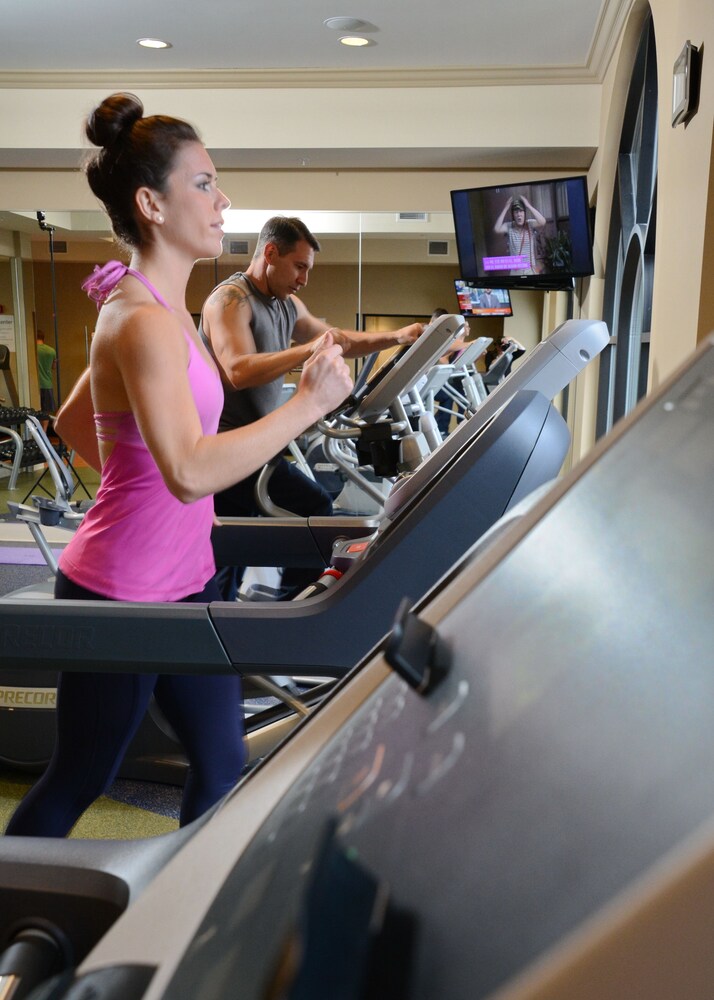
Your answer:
[343,313,466,420]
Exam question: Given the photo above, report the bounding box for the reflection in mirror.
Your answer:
[0,210,548,412]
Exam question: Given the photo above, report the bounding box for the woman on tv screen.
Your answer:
[493,195,547,275]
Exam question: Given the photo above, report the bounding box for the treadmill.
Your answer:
[0,334,712,999]
[0,318,607,778]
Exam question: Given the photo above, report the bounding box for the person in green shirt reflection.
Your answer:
[36,330,57,424]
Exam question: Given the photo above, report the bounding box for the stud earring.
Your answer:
[157,215,164,224]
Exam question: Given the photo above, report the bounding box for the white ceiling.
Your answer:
[1,0,616,79]
[0,0,628,248]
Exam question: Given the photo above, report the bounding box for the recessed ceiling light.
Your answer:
[137,37,172,49]
[324,16,370,31]
[340,35,373,47]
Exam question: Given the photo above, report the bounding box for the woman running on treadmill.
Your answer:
[5,92,352,838]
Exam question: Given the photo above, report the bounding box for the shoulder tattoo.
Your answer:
[214,282,251,311]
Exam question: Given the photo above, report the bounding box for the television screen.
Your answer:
[454,280,513,318]
[451,175,594,290]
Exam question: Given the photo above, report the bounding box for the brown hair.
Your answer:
[255,216,321,258]
[84,92,201,249]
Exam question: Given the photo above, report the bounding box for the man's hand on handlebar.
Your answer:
[299,330,354,415]
[394,322,425,345]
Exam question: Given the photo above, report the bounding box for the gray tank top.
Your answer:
[199,272,298,432]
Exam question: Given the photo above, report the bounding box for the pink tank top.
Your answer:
[59,263,223,601]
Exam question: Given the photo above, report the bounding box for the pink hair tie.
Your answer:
[81,260,129,307]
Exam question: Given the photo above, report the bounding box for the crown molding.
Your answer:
[587,0,636,78]
[0,64,605,91]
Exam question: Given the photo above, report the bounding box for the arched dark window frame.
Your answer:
[597,11,658,438]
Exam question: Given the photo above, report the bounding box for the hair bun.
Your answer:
[85,92,144,149]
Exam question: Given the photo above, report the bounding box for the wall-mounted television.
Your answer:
[451,175,594,290]
[454,280,513,318]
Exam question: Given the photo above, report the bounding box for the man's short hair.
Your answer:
[256,216,321,258]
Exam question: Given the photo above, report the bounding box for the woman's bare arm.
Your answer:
[53,367,102,472]
[108,310,352,503]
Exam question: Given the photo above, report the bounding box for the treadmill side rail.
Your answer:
[0,600,234,675]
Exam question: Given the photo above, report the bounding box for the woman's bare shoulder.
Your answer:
[96,299,184,346]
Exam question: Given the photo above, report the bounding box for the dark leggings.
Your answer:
[5,571,246,838]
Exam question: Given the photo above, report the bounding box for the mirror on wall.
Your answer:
[0,209,538,408]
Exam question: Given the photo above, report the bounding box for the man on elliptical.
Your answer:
[199,215,423,600]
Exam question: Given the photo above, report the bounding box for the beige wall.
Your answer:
[0,84,601,208]
[647,0,714,384]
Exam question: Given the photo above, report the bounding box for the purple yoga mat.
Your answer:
[0,546,61,565]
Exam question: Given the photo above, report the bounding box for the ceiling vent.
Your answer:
[229,239,250,255]
[52,241,68,253]
[397,212,429,222]
[427,240,449,257]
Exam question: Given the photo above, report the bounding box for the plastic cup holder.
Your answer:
[34,497,62,526]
